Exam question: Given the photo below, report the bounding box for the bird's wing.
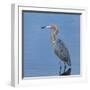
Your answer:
[54,39,71,65]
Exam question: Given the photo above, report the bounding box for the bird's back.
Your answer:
[54,39,71,66]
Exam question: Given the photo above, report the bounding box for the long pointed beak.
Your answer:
[41,25,51,29]
[41,26,46,29]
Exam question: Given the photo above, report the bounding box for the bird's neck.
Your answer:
[51,30,58,47]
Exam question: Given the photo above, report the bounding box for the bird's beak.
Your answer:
[46,25,51,29]
[41,26,46,29]
[41,25,51,29]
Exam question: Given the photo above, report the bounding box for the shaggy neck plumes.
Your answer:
[51,29,59,47]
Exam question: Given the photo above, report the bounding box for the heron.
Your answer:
[41,24,71,75]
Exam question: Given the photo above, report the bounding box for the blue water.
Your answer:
[23,11,80,77]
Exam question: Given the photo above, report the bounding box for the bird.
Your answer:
[41,24,71,75]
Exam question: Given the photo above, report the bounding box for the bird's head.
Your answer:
[41,24,58,31]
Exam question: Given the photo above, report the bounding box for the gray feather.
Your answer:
[54,39,71,66]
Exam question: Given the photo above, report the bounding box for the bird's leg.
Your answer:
[64,63,66,73]
[59,65,62,75]
[59,61,62,75]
